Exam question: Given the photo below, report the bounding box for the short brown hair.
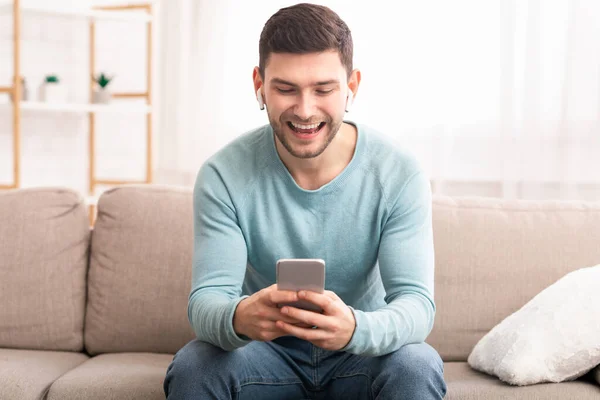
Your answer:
[259,3,353,79]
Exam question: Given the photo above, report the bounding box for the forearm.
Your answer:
[343,292,435,356]
[345,169,435,356]
[189,162,251,351]
[188,290,251,351]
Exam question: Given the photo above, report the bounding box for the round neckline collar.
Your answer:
[267,120,364,195]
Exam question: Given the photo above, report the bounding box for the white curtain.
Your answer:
[156,0,600,201]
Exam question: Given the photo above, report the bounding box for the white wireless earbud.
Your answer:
[345,91,354,112]
[256,89,265,110]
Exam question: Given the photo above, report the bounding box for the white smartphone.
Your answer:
[276,258,325,312]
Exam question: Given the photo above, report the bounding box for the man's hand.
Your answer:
[275,290,356,351]
[233,284,313,342]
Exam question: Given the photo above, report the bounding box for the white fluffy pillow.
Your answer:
[467,264,600,386]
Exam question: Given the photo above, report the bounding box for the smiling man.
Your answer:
[164,3,447,399]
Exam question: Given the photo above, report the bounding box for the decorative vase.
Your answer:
[92,88,112,104]
[22,79,29,101]
[40,82,66,103]
[9,78,29,102]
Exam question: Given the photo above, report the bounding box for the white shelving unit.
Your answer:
[0,100,152,114]
[0,1,153,22]
[0,0,155,225]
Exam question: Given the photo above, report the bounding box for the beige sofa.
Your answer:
[1,185,599,400]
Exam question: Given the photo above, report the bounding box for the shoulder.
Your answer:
[357,123,429,206]
[204,124,271,171]
[194,125,274,201]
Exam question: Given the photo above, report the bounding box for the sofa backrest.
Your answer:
[6,185,597,360]
[84,185,195,355]
[0,187,89,351]
[84,185,600,359]
[427,195,600,361]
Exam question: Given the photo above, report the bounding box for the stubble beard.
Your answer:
[268,112,343,159]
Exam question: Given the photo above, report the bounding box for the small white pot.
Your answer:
[40,83,66,103]
[92,88,112,104]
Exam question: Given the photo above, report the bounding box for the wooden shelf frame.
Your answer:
[0,100,152,113]
[1,0,21,189]
[0,0,154,225]
[89,2,154,225]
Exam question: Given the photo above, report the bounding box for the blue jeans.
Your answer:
[164,336,447,399]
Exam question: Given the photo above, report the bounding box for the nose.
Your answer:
[293,93,316,121]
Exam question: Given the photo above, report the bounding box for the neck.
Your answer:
[276,122,357,191]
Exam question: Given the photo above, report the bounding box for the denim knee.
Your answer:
[375,342,446,399]
[391,343,443,377]
[164,339,240,398]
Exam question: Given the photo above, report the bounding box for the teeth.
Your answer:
[291,122,321,130]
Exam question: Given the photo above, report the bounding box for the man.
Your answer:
[164,3,447,399]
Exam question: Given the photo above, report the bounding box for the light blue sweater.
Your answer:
[188,122,436,357]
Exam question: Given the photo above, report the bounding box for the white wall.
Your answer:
[2,1,599,201]
[155,0,600,201]
[0,1,158,198]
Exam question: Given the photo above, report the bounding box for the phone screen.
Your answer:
[276,258,325,312]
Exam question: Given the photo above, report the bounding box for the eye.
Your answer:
[316,89,334,95]
[276,88,294,94]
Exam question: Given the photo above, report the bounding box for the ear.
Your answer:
[347,68,361,103]
[253,67,265,110]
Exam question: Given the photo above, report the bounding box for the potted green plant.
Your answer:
[92,73,114,104]
[40,74,66,103]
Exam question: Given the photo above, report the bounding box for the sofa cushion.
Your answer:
[85,185,195,355]
[0,187,89,351]
[444,362,600,399]
[0,348,88,400]
[46,353,172,400]
[427,196,600,361]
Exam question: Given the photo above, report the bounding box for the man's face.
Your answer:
[259,51,349,159]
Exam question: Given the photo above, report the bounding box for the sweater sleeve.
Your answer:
[342,171,436,356]
[187,162,252,351]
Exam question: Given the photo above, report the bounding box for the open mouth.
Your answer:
[287,121,326,136]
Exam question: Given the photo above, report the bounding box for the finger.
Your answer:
[276,321,327,341]
[266,289,298,306]
[324,290,339,300]
[255,322,288,342]
[262,307,310,325]
[280,306,332,329]
[297,291,337,314]
[287,321,315,329]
